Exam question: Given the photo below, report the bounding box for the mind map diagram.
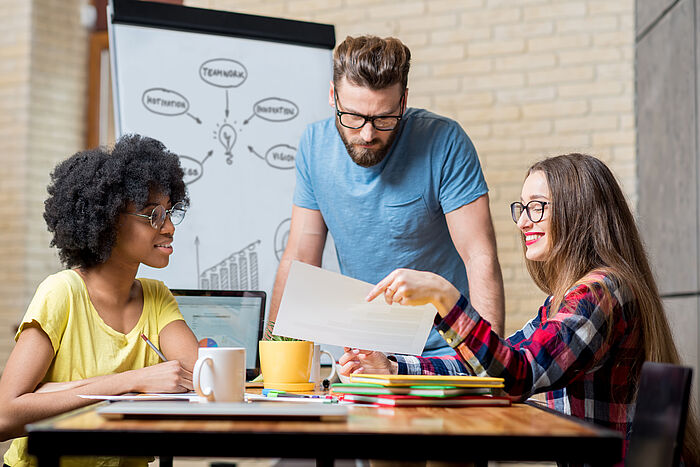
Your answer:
[141,58,298,180]
[141,57,297,288]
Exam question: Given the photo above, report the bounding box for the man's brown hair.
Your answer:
[333,35,411,91]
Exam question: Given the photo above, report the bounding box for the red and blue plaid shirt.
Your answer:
[394,272,641,448]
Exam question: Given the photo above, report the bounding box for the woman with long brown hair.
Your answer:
[340,153,699,464]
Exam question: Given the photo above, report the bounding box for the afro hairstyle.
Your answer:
[44,134,189,269]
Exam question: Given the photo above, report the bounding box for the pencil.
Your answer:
[140,333,167,362]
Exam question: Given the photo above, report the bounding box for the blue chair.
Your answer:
[626,361,693,467]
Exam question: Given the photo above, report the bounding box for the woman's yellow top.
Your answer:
[4,269,184,467]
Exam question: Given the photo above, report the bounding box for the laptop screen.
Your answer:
[170,290,266,376]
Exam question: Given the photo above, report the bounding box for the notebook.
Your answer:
[170,289,266,380]
[97,400,347,421]
[330,383,491,397]
[347,374,505,388]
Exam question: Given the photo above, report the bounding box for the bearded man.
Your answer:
[268,35,505,358]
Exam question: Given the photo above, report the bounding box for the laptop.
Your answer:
[170,289,266,381]
[98,400,348,421]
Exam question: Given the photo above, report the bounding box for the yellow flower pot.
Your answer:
[258,340,315,391]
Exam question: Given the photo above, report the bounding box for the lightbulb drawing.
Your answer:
[218,123,237,156]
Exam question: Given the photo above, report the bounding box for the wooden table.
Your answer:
[26,400,622,466]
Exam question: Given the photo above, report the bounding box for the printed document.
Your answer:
[273,261,436,355]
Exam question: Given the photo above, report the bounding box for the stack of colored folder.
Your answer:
[331,374,511,407]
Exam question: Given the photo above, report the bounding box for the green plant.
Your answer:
[263,320,300,341]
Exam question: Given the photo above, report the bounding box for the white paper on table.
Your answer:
[79,392,202,402]
[273,261,436,355]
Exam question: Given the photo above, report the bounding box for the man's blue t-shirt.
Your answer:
[293,108,488,356]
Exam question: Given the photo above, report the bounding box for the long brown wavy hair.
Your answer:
[523,153,698,464]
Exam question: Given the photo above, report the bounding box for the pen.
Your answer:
[262,389,333,399]
[140,333,167,362]
[268,394,337,402]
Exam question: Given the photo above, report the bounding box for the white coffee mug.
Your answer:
[309,344,337,387]
[193,347,245,403]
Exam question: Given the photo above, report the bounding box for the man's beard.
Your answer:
[336,119,399,168]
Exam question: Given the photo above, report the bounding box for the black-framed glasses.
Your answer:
[334,92,404,131]
[510,200,549,223]
[128,201,186,230]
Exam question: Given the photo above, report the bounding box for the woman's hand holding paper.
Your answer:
[338,348,398,378]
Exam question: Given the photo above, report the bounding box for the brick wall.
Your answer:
[0,1,32,374]
[0,0,88,374]
[25,0,88,305]
[188,0,636,335]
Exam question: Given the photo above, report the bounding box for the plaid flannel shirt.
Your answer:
[394,272,641,447]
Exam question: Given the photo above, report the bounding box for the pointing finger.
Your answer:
[366,272,396,302]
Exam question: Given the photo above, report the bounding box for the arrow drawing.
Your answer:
[186,113,202,124]
[248,145,264,160]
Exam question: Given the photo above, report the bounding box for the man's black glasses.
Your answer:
[334,92,404,131]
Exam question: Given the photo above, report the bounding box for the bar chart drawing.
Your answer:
[199,240,261,290]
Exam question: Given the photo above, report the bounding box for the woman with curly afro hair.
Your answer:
[0,134,199,466]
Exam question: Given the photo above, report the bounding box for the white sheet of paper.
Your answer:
[273,262,436,355]
[79,392,202,402]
